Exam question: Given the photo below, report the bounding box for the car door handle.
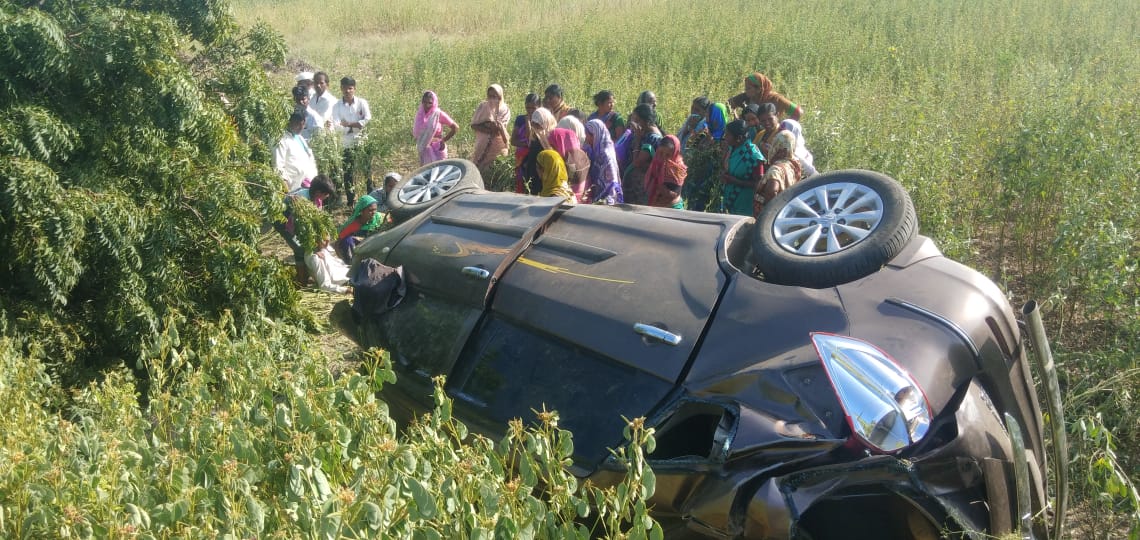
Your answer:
[634,323,682,346]
[461,266,491,280]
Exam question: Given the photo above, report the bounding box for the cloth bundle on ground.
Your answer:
[350,258,406,322]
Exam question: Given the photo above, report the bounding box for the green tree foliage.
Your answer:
[0,0,298,375]
[290,196,337,254]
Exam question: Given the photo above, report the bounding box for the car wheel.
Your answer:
[387,159,484,222]
[753,169,917,287]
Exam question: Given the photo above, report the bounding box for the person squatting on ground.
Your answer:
[273,175,338,283]
[336,195,384,263]
[536,149,578,204]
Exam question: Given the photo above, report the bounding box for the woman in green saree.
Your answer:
[719,120,765,216]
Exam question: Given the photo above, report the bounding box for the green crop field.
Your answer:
[0,0,1135,537]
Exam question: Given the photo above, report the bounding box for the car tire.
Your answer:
[387,158,484,222]
[753,169,917,288]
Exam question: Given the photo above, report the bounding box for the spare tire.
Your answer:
[387,158,484,222]
[753,169,917,288]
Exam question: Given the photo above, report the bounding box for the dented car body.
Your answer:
[336,161,1060,539]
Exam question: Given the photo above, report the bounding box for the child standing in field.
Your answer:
[413,91,458,165]
[513,93,541,194]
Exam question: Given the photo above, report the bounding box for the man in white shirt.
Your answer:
[310,71,337,128]
[292,86,322,142]
[331,76,371,206]
[273,112,318,191]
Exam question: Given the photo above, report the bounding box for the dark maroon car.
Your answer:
[335,159,1066,540]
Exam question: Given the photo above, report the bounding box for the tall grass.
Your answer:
[236,0,1140,534]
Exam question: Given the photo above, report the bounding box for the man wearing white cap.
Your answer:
[292,86,321,142]
[295,71,315,100]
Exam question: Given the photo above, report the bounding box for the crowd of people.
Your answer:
[272,70,819,293]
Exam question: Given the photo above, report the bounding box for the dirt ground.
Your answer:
[257,220,362,375]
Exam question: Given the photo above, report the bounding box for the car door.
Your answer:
[375,192,563,381]
[445,204,732,468]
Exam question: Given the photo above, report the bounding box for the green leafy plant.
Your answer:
[0,319,662,538]
[484,154,517,192]
[287,195,338,255]
[683,138,725,212]
[1073,414,1140,538]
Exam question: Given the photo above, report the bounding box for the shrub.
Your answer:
[0,320,660,538]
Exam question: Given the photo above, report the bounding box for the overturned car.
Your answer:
[334,159,1065,539]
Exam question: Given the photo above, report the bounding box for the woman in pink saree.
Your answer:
[470,84,511,172]
[413,90,458,165]
[547,127,591,203]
